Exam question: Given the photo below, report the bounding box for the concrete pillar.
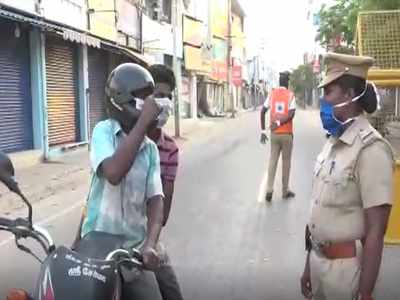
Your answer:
[313,88,319,109]
[78,45,89,143]
[108,54,118,73]
[189,72,198,119]
[29,28,48,158]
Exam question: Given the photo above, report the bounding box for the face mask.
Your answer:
[133,97,173,128]
[155,97,173,128]
[320,99,345,137]
[371,82,381,111]
[320,83,368,137]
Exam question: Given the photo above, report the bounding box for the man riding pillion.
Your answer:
[80,63,168,300]
[260,71,296,202]
[301,53,394,300]
[148,64,185,300]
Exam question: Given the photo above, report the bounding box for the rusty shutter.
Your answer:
[0,20,33,153]
[88,48,108,135]
[46,37,79,146]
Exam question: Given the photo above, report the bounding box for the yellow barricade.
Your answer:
[385,161,400,244]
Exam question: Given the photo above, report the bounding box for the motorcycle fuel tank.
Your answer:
[34,247,119,300]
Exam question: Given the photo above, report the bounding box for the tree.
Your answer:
[316,0,400,52]
[316,0,360,52]
[290,64,317,107]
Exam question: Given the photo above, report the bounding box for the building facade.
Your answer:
[0,0,148,157]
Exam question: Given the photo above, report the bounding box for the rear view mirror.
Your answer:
[0,151,33,227]
[0,152,18,193]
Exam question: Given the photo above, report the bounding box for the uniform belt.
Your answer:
[311,238,357,259]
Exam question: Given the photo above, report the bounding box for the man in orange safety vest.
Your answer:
[260,71,296,202]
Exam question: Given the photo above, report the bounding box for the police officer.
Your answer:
[301,53,394,300]
[260,71,296,201]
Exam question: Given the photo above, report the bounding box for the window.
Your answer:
[162,0,172,23]
[145,0,160,20]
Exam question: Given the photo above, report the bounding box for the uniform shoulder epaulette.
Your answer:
[359,128,395,165]
[358,128,378,145]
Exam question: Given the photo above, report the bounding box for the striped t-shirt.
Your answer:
[156,131,179,181]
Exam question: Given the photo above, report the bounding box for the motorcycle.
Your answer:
[0,152,143,300]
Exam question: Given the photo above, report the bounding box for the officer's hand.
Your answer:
[141,246,160,271]
[301,256,313,299]
[270,121,279,131]
[260,132,268,144]
[139,96,161,127]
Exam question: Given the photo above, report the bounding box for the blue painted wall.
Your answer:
[78,44,89,143]
[29,28,48,158]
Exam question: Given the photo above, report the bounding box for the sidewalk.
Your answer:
[0,111,254,214]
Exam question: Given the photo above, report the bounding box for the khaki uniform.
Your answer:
[308,115,394,299]
[267,133,293,194]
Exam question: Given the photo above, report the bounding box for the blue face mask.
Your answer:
[320,98,344,137]
[320,83,369,137]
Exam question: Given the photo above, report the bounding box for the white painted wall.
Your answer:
[41,0,87,31]
[185,0,208,23]
[142,14,183,58]
[117,0,140,38]
[0,0,37,15]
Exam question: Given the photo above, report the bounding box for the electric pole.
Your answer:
[172,0,181,137]
[226,0,234,118]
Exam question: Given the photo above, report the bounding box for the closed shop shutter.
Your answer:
[0,20,33,153]
[46,37,79,146]
[88,48,108,135]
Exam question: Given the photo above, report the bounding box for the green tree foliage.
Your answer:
[316,0,400,52]
[290,64,317,107]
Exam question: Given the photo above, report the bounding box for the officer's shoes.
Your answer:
[283,190,296,199]
[265,192,273,202]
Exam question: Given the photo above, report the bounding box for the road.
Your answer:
[0,110,399,299]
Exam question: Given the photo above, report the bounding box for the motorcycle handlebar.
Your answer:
[0,217,34,230]
[106,249,143,268]
[14,217,31,228]
[0,216,54,254]
[0,217,15,228]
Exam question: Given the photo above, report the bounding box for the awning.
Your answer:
[63,29,100,49]
[0,8,53,29]
[98,40,152,67]
[0,7,150,65]
[0,8,101,48]
[121,48,153,67]
[99,41,152,67]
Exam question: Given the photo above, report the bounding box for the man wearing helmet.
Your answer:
[80,63,166,300]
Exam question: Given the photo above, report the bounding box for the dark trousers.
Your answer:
[154,245,184,300]
[122,270,162,300]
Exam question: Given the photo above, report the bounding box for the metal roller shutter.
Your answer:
[88,48,108,135]
[0,20,33,153]
[46,37,79,146]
